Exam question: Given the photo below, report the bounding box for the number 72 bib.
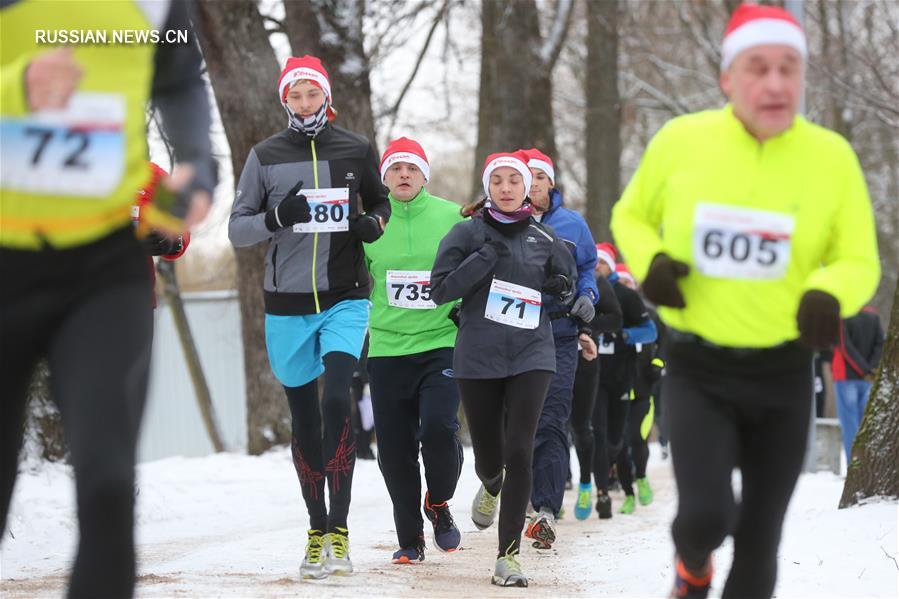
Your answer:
[0,92,125,197]
[484,278,542,329]
[693,203,795,280]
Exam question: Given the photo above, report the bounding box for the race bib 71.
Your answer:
[484,278,541,329]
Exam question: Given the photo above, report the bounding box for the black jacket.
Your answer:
[840,310,885,379]
[431,212,577,379]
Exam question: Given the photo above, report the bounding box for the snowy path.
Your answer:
[2,446,896,597]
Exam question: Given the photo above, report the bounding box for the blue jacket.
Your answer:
[540,189,599,338]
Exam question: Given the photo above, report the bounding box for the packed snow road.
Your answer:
[1,446,896,598]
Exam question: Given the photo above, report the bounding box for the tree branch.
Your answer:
[538,0,574,69]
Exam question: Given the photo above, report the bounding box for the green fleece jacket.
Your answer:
[364,188,463,357]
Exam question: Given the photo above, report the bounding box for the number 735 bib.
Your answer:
[484,278,542,329]
[693,203,795,280]
[386,270,435,309]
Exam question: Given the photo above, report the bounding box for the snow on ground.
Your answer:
[2,445,896,598]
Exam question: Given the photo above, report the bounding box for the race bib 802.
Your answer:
[693,202,795,280]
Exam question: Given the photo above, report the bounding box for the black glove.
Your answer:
[542,274,571,299]
[796,290,841,350]
[265,180,311,231]
[448,303,461,328]
[349,213,383,243]
[142,232,181,256]
[570,294,595,323]
[642,253,690,308]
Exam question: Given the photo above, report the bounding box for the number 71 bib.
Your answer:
[293,187,350,233]
[693,203,795,280]
[484,278,541,329]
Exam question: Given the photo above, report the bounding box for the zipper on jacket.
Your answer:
[310,139,321,313]
[405,201,412,255]
[271,243,279,289]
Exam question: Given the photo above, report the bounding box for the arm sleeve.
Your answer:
[430,223,497,305]
[359,143,391,223]
[574,220,599,301]
[549,232,578,301]
[228,149,272,247]
[151,0,217,195]
[590,275,623,335]
[621,287,658,344]
[802,141,880,316]
[609,123,676,282]
[870,316,885,370]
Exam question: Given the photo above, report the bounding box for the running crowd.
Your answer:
[0,2,882,599]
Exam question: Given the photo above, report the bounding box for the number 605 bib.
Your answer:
[693,203,795,280]
[484,278,542,329]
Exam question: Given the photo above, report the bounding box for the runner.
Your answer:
[518,148,598,549]
[610,4,880,597]
[363,137,465,564]
[591,246,657,519]
[430,151,577,587]
[570,250,623,520]
[229,54,390,579]
[0,2,216,596]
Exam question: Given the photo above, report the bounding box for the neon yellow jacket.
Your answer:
[611,105,880,348]
[1,1,157,249]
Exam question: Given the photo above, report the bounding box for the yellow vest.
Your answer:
[1,0,157,249]
[611,105,880,348]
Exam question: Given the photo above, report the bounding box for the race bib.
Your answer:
[293,187,350,233]
[386,270,435,309]
[0,93,125,196]
[484,278,541,330]
[598,335,615,355]
[693,203,794,280]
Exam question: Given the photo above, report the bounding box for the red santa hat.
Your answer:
[721,3,807,70]
[482,151,532,200]
[595,242,617,272]
[521,147,555,185]
[615,263,636,287]
[278,55,336,120]
[380,137,430,183]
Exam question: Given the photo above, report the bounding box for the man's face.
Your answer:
[596,261,612,278]
[528,168,552,213]
[286,80,326,118]
[383,162,426,201]
[720,45,803,141]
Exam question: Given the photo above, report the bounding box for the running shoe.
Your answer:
[300,529,327,580]
[323,527,353,575]
[392,535,426,565]
[574,482,593,520]
[620,495,636,514]
[471,483,500,530]
[670,557,712,598]
[637,477,654,506]
[423,492,461,552]
[492,546,527,587]
[525,509,556,549]
[596,492,612,519]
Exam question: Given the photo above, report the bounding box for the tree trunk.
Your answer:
[283,0,377,146]
[25,361,67,462]
[840,277,899,507]
[157,260,225,452]
[194,0,291,455]
[473,0,569,197]
[585,0,620,245]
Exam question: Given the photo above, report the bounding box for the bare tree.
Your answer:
[840,278,899,507]
[473,0,573,196]
[585,0,620,244]
[195,0,291,455]
[284,0,378,145]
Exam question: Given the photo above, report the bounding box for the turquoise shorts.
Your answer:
[265,299,370,387]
